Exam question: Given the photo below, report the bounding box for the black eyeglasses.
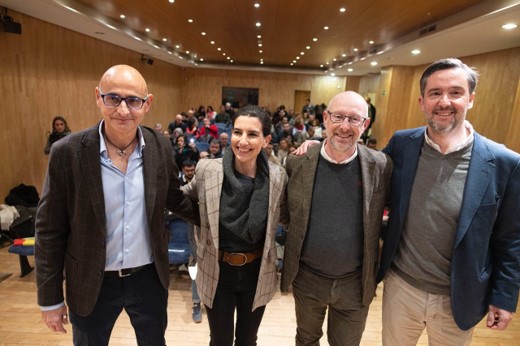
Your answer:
[327,111,367,127]
[99,87,149,110]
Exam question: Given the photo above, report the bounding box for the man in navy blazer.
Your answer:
[377,58,520,345]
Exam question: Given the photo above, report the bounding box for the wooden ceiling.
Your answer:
[74,0,488,70]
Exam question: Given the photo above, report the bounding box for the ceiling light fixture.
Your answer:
[169,0,175,3]
[300,52,304,55]
[306,46,311,49]
[257,35,262,39]
[162,38,167,42]
[502,23,518,30]
[369,40,374,44]
[324,26,329,30]
[201,32,206,35]
[210,41,215,44]
[370,61,378,66]
[347,68,353,72]
[217,47,221,51]
[175,44,180,49]
[411,49,421,55]
[353,48,358,52]
[120,14,125,19]
[188,19,193,23]
[313,38,318,42]
[254,3,260,8]
[340,8,346,13]
[145,28,150,32]
[256,22,261,27]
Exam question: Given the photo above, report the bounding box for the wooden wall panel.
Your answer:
[180,68,345,112]
[0,11,182,200]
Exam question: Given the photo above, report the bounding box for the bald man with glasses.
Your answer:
[35,65,198,345]
[280,91,392,346]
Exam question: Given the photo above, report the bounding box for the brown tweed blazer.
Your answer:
[183,158,288,311]
[280,143,392,306]
[35,124,197,317]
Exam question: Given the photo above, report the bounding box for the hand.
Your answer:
[292,140,320,156]
[42,306,69,333]
[486,305,512,330]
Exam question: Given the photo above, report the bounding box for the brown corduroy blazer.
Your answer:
[280,143,392,307]
[35,124,197,317]
[183,158,288,311]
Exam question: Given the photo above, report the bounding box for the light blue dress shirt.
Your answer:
[98,122,153,271]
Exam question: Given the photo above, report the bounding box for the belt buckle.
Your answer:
[230,252,248,266]
[118,269,132,278]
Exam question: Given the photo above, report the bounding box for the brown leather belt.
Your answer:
[219,248,263,266]
[104,263,151,278]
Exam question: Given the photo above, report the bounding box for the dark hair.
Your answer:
[420,58,479,96]
[232,105,272,137]
[182,160,196,168]
[52,116,71,133]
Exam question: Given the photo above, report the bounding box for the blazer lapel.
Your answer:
[299,144,321,228]
[358,145,376,230]
[397,131,424,229]
[78,125,106,234]
[454,134,494,247]
[141,128,158,229]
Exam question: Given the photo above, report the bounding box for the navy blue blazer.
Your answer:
[377,126,520,330]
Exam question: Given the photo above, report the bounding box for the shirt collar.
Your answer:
[320,139,358,164]
[424,120,474,154]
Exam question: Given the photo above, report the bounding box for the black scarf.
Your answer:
[219,149,270,244]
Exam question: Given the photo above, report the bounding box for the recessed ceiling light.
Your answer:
[188,19,193,23]
[260,61,264,64]
[169,0,175,3]
[347,68,353,72]
[201,32,206,35]
[300,52,304,55]
[153,45,160,49]
[502,23,518,30]
[411,49,421,55]
[370,61,378,66]
[342,53,346,57]
[210,41,215,44]
[200,58,204,61]
[186,50,190,54]
[227,56,230,60]
[339,8,346,13]
[223,53,226,56]
[293,60,297,63]
[254,3,260,8]
[369,40,374,44]
[258,43,263,47]
[230,60,234,63]
[333,58,337,61]
[145,28,150,32]
[296,56,300,60]
[120,14,125,19]
[353,48,358,52]
[331,73,336,76]
[257,35,262,39]
[256,22,261,27]
[313,38,318,42]
[306,46,311,49]
[175,45,180,49]
[162,38,167,42]
[324,26,329,30]
[168,51,172,54]
[320,64,324,68]
[217,47,221,51]
[259,50,263,53]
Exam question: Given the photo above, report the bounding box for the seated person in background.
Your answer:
[197,118,219,143]
[168,114,187,134]
[174,135,199,169]
[215,105,231,125]
[209,139,223,159]
[264,142,281,166]
[44,116,71,155]
[219,132,230,153]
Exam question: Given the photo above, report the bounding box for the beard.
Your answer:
[426,110,462,135]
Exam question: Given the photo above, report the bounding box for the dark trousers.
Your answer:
[69,264,168,346]
[292,266,369,346]
[205,259,266,346]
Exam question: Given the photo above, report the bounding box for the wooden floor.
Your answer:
[0,244,518,346]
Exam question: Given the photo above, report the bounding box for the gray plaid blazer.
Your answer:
[183,158,288,311]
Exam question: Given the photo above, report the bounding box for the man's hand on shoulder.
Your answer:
[293,140,320,156]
